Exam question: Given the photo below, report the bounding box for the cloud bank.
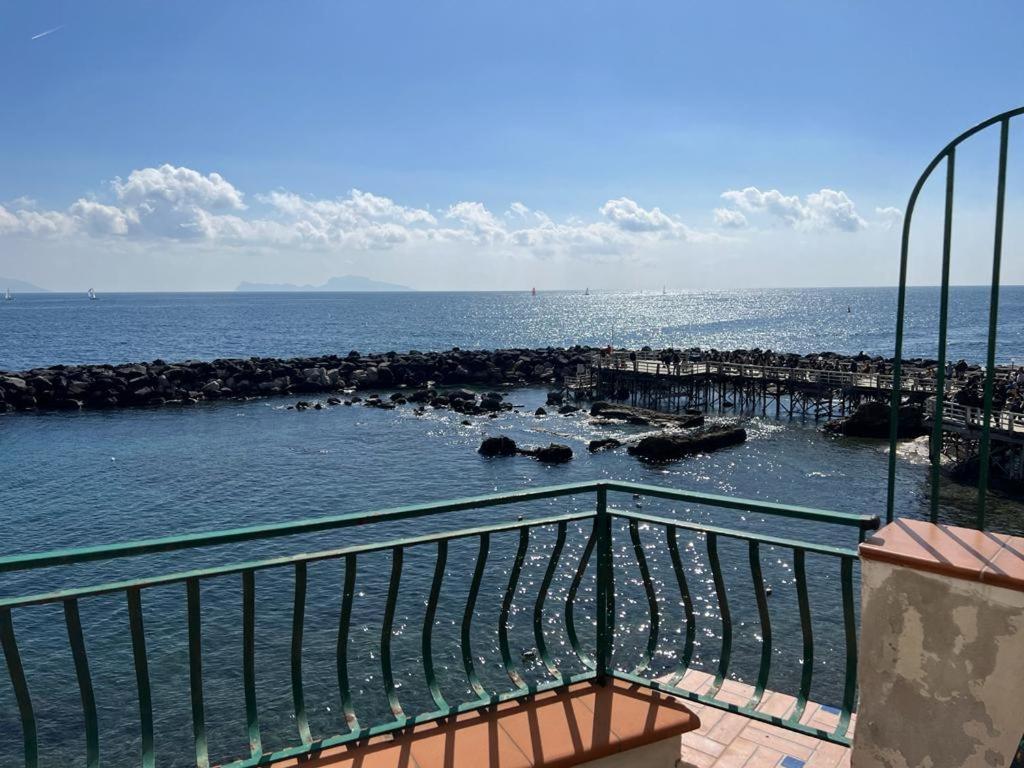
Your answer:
[0,164,724,261]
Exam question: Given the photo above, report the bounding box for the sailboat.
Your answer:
[531,286,536,297]
[3,288,12,301]
[585,287,589,296]
[87,288,97,300]
[662,285,666,296]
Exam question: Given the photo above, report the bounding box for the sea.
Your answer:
[1,287,1022,767]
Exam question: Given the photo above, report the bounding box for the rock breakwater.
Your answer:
[0,347,598,413]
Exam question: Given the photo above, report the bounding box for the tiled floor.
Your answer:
[671,670,853,768]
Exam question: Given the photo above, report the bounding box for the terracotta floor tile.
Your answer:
[705,711,751,746]
[691,705,727,734]
[710,737,758,767]
[744,744,786,767]
[741,726,814,760]
[493,686,614,766]
[860,518,1008,583]
[680,731,727,758]
[982,536,1024,591]
[576,679,699,747]
[804,741,851,768]
[287,737,420,768]
[756,692,796,719]
[407,711,531,768]
[679,750,718,768]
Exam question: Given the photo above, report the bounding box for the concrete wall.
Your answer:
[852,559,1024,768]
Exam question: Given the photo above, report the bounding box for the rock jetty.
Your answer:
[0,347,598,413]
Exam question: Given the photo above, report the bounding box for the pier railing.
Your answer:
[0,481,878,767]
[575,354,956,396]
[926,397,1024,438]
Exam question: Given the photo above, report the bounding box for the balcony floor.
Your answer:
[673,671,854,768]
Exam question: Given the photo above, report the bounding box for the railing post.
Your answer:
[594,484,613,684]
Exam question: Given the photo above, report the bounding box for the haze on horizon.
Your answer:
[2,1,1023,293]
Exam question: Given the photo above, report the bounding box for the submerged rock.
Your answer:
[588,438,622,452]
[478,435,518,456]
[627,426,747,461]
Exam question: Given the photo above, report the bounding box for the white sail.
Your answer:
[88,288,96,300]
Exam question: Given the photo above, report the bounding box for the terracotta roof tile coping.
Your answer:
[259,678,700,768]
[859,518,1024,592]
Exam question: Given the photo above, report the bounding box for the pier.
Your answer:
[566,351,1024,483]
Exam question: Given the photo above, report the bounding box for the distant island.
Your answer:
[0,278,48,293]
[236,275,413,292]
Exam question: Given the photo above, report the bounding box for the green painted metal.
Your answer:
[747,541,772,709]
[186,578,209,768]
[381,547,405,722]
[533,520,567,678]
[0,481,873,766]
[976,118,1011,528]
[665,526,696,687]
[0,511,594,612]
[565,524,597,671]
[594,486,613,682]
[291,562,312,745]
[241,570,262,758]
[790,549,814,726]
[928,150,956,522]
[422,539,449,711]
[886,106,1024,529]
[498,527,530,689]
[627,518,659,675]
[1,609,38,768]
[705,532,732,698]
[603,480,875,530]
[64,598,100,768]
[836,556,857,740]
[0,481,601,575]
[460,533,489,700]
[337,554,360,733]
[127,587,156,768]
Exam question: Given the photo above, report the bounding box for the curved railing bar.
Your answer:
[627,519,660,675]
[665,526,696,688]
[565,524,598,670]
[422,540,449,712]
[498,527,531,690]
[533,521,568,679]
[460,533,490,700]
[887,106,1024,525]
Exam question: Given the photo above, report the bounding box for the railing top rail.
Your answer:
[604,480,880,530]
[0,511,595,611]
[0,481,599,575]
[611,508,861,558]
[0,481,877,575]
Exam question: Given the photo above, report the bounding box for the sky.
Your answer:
[1,1,1023,292]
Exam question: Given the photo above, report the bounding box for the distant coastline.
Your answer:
[0,278,47,292]
[237,275,413,292]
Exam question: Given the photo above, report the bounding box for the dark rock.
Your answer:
[545,391,564,406]
[627,426,747,461]
[54,398,83,411]
[449,389,476,402]
[520,443,574,463]
[327,397,342,405]
[824,401,926,439]
[558,404,580,415]
[535,407,547,416]
[588,438,622,452]
[590,401,704,427]
[478,435,518,456]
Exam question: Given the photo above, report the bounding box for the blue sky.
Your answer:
[1,1,1022,290]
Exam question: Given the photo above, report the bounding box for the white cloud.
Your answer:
[875,206,903,230]
[0,166,726,263]
[718,186,867,232]
[713,207,747,229]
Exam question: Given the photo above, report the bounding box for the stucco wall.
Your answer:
[852,559,1024,768]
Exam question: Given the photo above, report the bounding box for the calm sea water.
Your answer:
[1,288,1022,766]
[3,286,1024,371]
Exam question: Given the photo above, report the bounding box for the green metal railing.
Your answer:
[0,481,878,767]
[886,106,1023,529]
